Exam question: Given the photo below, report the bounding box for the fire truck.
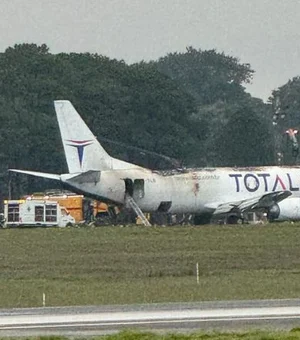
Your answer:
[23,190,119,224]
[3,199,75,228]
[26,191,87,223]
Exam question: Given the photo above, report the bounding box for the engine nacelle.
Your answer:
[267,203,280,221]
[271,197,300,221]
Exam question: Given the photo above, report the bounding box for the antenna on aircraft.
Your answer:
[98,137,182,169]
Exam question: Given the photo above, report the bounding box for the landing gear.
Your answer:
[226,214,243,224]
[194,213,212,225]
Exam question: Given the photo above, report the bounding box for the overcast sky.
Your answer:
[1,0,300,101]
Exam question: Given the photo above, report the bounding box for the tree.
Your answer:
[215,100,275,166]
[269,77,300,165]
[0,42,276,203]
[154,46,254,105]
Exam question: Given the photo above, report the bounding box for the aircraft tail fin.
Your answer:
[54,100,142,173]
[54,100,114,173]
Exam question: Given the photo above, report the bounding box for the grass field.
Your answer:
[0,223,300,308]
[102,330,300,340]
[2,330,300,340]
[89,329,300,340]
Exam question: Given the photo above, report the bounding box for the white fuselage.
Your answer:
[14,100,300,222]
[63,166,300,214]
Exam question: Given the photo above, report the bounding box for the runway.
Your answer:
[1,299,300,336]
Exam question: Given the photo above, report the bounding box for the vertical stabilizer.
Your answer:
[54,100,142,173]
[54,100,113,173]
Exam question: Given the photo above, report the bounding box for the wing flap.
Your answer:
[212,190,292,215]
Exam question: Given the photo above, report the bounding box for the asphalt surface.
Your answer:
[0,299,300,336]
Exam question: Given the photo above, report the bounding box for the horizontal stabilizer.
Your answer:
[211,190,292,215]
[67,170,101,184]
[9,169,61,181]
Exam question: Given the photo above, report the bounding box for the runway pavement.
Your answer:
[0,299,300,336]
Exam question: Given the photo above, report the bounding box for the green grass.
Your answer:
[100,329,300,340]
[0,224,300,307]
[3,330,300,340]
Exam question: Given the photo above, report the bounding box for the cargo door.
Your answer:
[133,179,145,200]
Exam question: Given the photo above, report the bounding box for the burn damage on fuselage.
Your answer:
[57,165,298,225]
[153,167,217,176]
[11,98,300,225]
[154,165,300,177]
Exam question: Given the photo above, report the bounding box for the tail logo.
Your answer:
[66,140,93,167]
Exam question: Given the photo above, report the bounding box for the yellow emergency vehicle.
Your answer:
[23,190,118,224]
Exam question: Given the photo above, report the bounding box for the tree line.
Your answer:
[0,43,298,201]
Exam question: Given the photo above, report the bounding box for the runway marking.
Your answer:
[1,302,300,334]
[2,306,300,324]
[1,314,300,330]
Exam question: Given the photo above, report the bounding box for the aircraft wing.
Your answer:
[211,191,292,215]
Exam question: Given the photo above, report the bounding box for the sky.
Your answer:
[1,0,300,101]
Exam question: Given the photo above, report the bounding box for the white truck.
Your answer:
[3,199,75,228]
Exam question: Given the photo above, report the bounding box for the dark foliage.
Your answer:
[0,44,276,200]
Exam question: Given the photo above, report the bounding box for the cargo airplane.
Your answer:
[10,100,300,225]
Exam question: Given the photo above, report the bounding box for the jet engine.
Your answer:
[269,197,300,221]
[267,203,280,221]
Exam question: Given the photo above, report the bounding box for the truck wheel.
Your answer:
[66,223,73,228]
